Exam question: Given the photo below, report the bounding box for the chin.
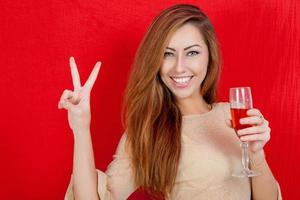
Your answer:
[171,91,195,100]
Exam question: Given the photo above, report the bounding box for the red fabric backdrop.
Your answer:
[0,0,299,199]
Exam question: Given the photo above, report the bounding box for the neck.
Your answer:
[176,95,211,116]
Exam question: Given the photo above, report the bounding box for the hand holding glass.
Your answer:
[230,87,260,177]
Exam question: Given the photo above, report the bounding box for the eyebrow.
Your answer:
[166,44,201,51]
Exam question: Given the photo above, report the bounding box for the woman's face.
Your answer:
[160,23,209,100]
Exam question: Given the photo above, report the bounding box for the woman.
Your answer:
[58,4,281,200]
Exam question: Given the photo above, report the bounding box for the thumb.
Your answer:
[225,119,233,128]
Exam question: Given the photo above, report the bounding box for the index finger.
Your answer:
[83,61,102,90]
[246,108,262,117]
[69,56,82,91]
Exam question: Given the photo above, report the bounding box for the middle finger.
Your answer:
[237,125,268,136]
[69,57,82,91]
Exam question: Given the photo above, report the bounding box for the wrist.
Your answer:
[73,128,91,140]
[249,149,266,169]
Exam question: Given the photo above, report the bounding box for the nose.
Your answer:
[174,53,186,73]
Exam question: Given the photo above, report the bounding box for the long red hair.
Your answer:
[122,4,220,198]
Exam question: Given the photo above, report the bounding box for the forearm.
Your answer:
[73,129,100,200]
[250,150,278,200]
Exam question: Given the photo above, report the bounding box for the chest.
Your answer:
[175,124,250,194]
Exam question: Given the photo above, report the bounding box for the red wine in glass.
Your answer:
[229,87,259,177]
[230,108,252,132]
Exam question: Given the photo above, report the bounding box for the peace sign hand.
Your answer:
[58,57,101,134]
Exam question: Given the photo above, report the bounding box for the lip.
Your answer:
[170,76,193,89]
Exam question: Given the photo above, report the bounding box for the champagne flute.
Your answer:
[230,87,260,177]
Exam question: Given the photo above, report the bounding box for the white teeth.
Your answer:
[172,76,192,84]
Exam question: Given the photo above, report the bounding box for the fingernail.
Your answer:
[240,119,246,124]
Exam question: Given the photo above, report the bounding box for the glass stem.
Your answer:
[241,142,250,170]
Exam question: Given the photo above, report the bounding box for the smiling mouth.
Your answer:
[170,76,194,88]
[171,76,194,84]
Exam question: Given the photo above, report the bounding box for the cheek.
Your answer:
[159,66,169,85]
[160,62,172,78]
[188,59,208,75]
[196,53,209,74]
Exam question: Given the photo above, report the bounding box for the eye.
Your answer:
[187,51,199,56]
[164,52,174,58]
